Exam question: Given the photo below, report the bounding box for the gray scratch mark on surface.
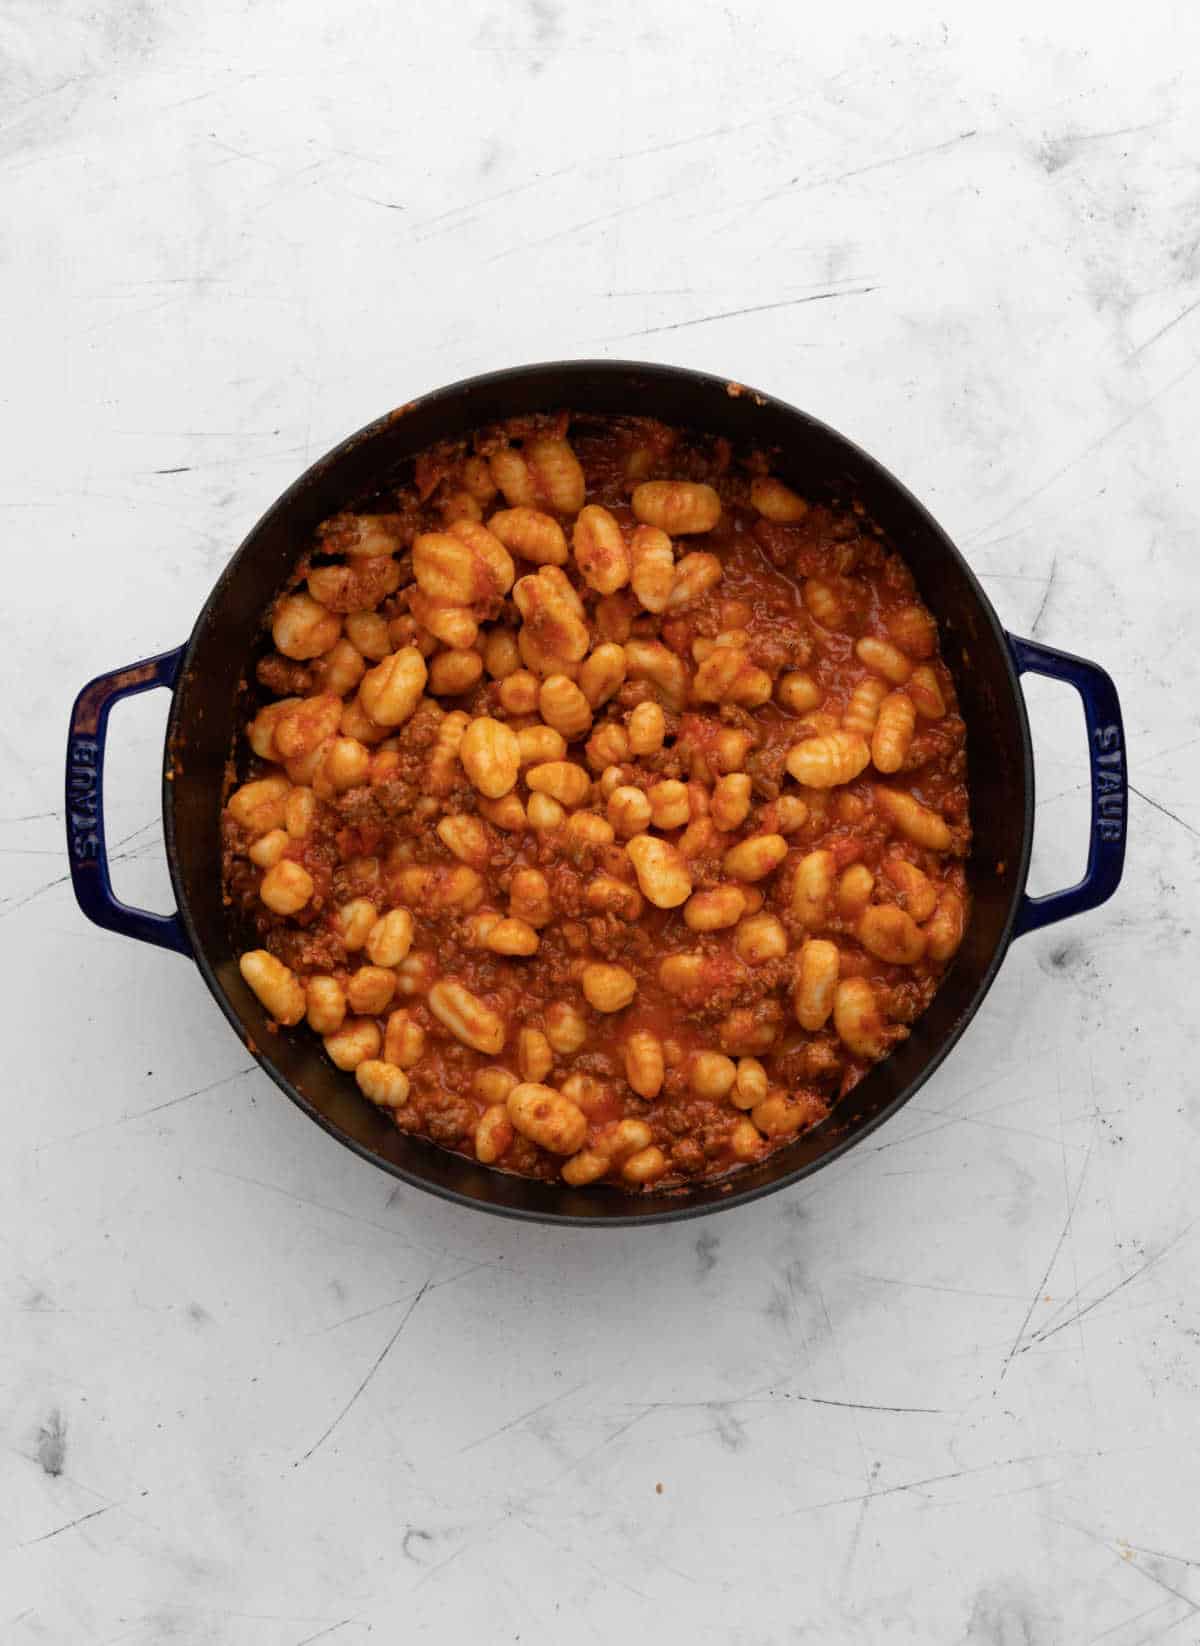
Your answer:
[154,72,264,113]
[614,116,753,163]
[1060,1520,1200,1622]
[411,1539,483,1593]
[0,872,72,918]
[297,1280,432,1464]
[305,1270,487,1337]
[4,820,155,915]
[839,1468,881,1602]
[105,819,162,861]
[414,166,576,235]
[1030,553,1059,636]
[512,1511,654,1603]
[1121,1541,1200,1571]
[413,100,815,243]
[726,129,979,224]
[1128,783,1200,842]
[632,1384,772,1415]
[856,1062,1041,1148]
[1137,733,1200,772]
[0,74,89,130]
[865,1115,959,1152]
[806,1269,879,1530]
[1062,120,1161,145]
[1119,1534,1198,1573]
[644,1383,949,1420]
[1117,1587,1198,1638]
[978,569,1065,583]
[459,1381,590,1454]
[206,137,323,180]
[793,1393,947,1416]
[347,193,405,212]
[1037,120,1162,173]
[483,182,693,265]
[292,1620,361,1646]
[602,95,817,167]
[679,1387,951,1430]
[522,1410,657,1499]
[1086,1598,1181,1643]
[1037,781,1089,810]
[793,1450,1064,1514]
[974,566,1060,585]
[1126,292,1200,361]
[963,353,1200,544]
[307,1297,418,1337]
[1028,1218,1198,1349]
[204,1167,420,1241]
[854,1273,1028,1302]
[907,1097,1078,1150]
[609,287,879,340]
[123,426,281,437]
[121,1065,257,1120]
[36,1066,258,1151]
[201,1167,484,1268]
[818,129,979,188]
[997,1138,1095,1385]
[922,1476,1069,1516]
[20,1503,116,1547]
[864,1092,1076,1157]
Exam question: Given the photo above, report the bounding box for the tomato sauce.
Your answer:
[222,414,970,1193]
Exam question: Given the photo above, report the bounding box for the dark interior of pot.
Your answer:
[165,361,1033,1223]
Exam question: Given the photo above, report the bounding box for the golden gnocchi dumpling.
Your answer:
[785,731,871,789]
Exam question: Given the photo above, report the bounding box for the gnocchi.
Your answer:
[225,410,969,1194]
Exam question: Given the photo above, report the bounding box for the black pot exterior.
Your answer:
[163,361,1033,1226]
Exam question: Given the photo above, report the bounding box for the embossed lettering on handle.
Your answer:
[65,647,192,955]
[67,736,101,864]
[1092,722,1125,844]
[1009,635,1127,938]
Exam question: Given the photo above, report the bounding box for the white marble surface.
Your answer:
[3,1,1199,1640]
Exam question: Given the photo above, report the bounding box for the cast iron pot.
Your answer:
[65,361,1128,1225]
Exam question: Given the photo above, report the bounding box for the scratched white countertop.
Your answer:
[4,2,1199,1641]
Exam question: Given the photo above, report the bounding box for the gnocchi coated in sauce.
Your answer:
[223,413,970,1192]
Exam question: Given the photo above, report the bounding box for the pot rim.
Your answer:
[163,358,1035,1227]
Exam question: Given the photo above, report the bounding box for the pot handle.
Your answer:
[66,646,192,956]
[1008,633,1127,938]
